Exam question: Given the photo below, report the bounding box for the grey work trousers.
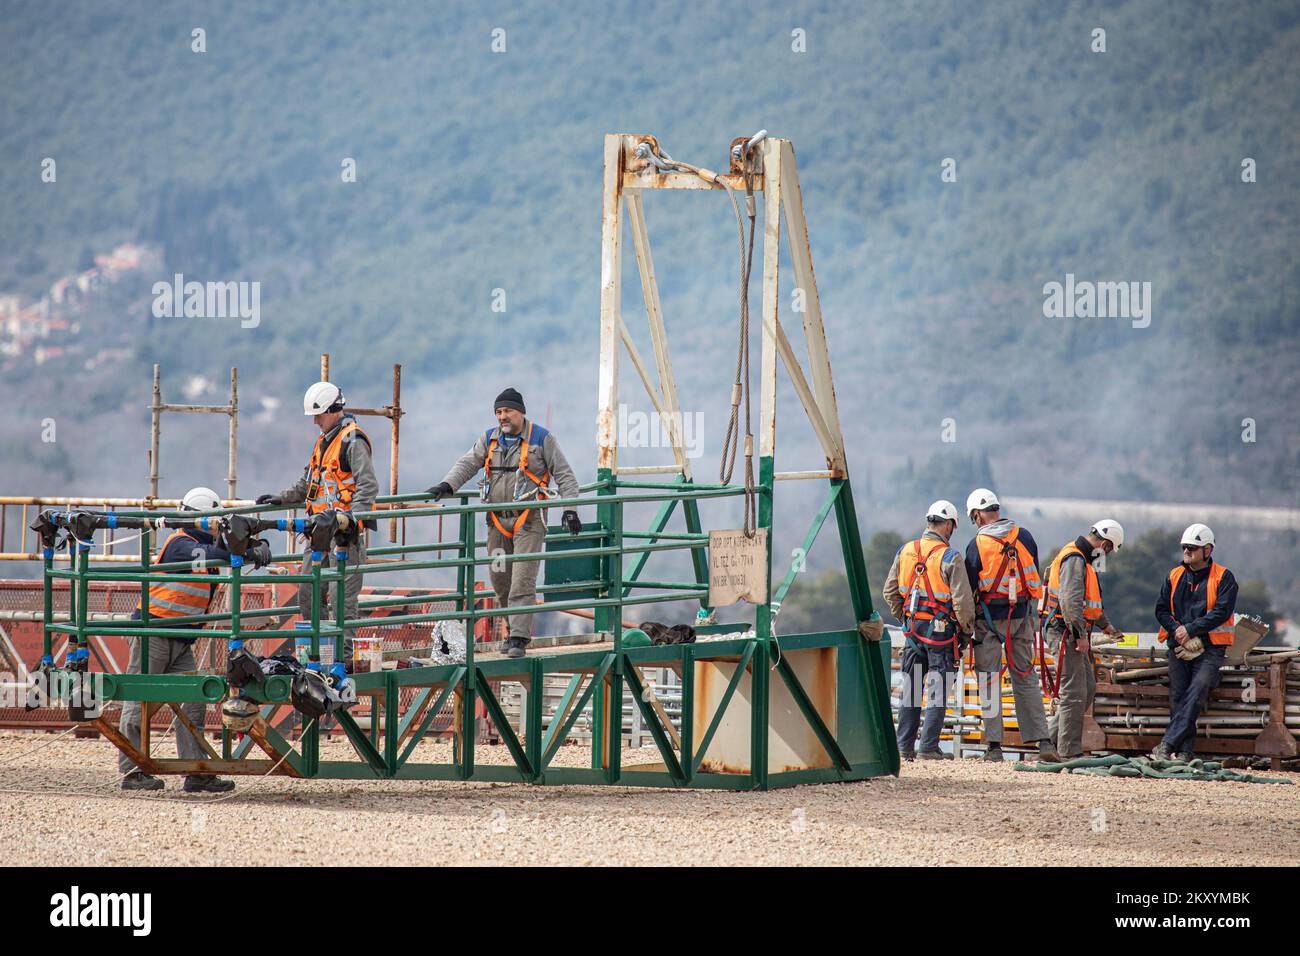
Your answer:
[296,534,366,663]
[117,635,208,774]
[972,610,1050,745]
[486,512,546,642]
[1045,623,1096,759]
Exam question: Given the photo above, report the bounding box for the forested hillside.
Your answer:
[2,0,1296,618]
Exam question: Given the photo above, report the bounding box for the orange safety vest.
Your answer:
[485,421,551,539]
[899,539,954,623]
[1040,542,1104,628]
[1158,563,1235,646]
[898,537,958,650]
[306,420,370,515]
[973,524,1043,604]
[135,529,215,620]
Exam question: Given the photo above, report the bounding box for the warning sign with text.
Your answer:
[708,529,769,606]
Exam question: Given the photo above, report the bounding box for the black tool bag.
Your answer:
[226,647,265,689]
[291,669,332,720]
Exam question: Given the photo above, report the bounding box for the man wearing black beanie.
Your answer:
[426,388,582,658]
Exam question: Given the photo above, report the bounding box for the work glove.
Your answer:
[1174,636,1205,661]
[256,494,283,506]
[248,538,273,569]
[857,613,885,643]
[561,509,582,535]
[425,482,453,501]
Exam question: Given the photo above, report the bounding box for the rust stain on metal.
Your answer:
[692,659,715,744]
[597,406,617,470]
[813,647,837,725]
[698,759,748,774]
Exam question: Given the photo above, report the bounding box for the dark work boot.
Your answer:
[503,637,528,659]
[983,744,1004,762]
[899,750,916,762]
[121,771,164,791]
[1037,740,1061,762]
[183,775,235,794]
[1150,741,1173,761]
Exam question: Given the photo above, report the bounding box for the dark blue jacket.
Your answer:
[132,527,232,641]
[1154,561,1237,640]
[964,523,1039,621]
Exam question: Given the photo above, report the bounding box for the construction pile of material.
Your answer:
[1088,618,1299,766]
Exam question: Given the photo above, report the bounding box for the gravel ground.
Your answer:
[2,731,1297,866]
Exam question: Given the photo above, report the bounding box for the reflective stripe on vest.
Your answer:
[485,420,551,539]
[1158,563,1235,646]
[306,421,369,515]
[1041,542,1104,627]
[973,524,1043,602]
[135,529,214,619]
[898,538,953,621]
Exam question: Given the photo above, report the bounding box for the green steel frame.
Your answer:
[41,477,898,790]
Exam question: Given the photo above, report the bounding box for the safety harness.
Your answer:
[902,540,959,661]
[1037,546,1101,699]
[977,536,1037,680]
[305,419,370,515]
[484,421,551,539]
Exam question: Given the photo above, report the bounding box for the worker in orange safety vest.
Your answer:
[256,381,378,665]
[1040,521,1125,760]
[962,488,1057,762]
[883,500,975,760]
[1151,523,1238,761]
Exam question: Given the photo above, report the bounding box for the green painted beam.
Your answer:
[542,654,613,768]
[690,642,756,776]
[475,669,534,778]
[774,655,850,773]
[622,485,679,595]
[396,669,464,770]
[538,672,584,761]
[623,662,685,784]
[772,482,843,608]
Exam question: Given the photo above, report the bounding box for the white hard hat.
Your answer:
[181,486,222,512]
[926,499,959,523]
[303,381,345,416]
[966,488,1000,516]
[1181,523,1215,548]
[1091,518,1125,550]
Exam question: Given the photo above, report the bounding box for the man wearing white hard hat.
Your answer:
[1151,524,1238,760]
[120,487,270,793]
[1040,521,1125,759]
[883,500,975,760]
[256,382,378,665]
[962,487,1056,761]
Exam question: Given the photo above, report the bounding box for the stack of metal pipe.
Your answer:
[1091,637,1300,742]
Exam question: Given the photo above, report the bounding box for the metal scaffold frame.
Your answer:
[30,133,899,789]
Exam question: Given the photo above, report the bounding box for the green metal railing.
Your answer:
[38,469,899,789]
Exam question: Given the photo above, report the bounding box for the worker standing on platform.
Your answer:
[963,488,1058,762]
[883,500,975,761]
[120,486,272,793]
[425,388,582,659]
[1151,524,1238,761]
[256,382,378,666]
[1040,521,1125,760]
